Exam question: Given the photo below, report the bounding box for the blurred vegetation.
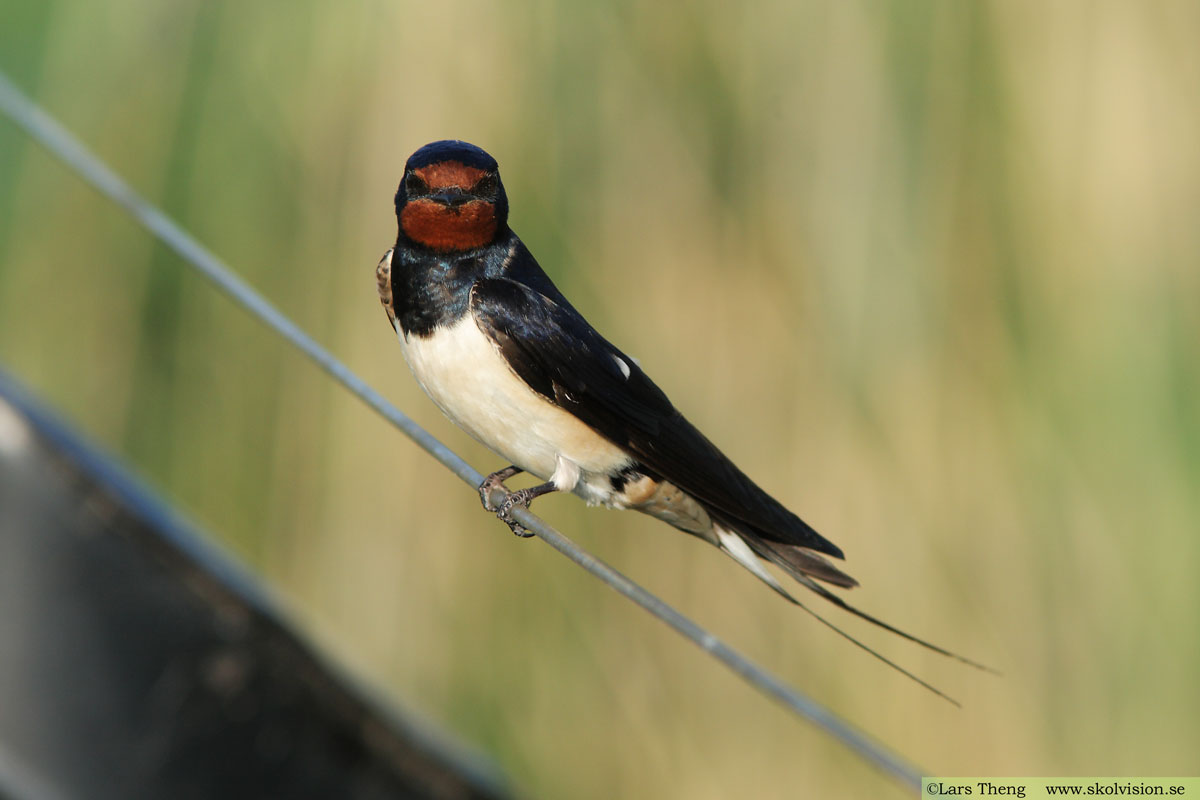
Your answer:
[2,1,1198,797]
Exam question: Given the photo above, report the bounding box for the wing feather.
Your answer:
[469,277,843,559]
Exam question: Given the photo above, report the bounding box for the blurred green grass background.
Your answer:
[2,1,1198,797]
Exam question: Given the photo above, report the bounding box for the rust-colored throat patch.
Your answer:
[400,161,499,252]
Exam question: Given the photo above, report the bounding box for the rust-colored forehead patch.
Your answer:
[412,161,487,189]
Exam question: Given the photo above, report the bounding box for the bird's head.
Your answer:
[395,140,508,252]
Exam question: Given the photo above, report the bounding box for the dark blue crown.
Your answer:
[405,140,498,173]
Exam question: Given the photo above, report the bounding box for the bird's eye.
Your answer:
[405,173,430,196]
[473,174,498,198]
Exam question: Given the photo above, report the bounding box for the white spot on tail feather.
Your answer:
[714,526,789,594]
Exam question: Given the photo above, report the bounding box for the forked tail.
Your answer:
[713,524,997,705]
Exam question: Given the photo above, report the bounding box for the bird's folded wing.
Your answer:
[469,277,843,559]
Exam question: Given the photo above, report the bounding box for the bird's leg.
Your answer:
[478,466,558,538]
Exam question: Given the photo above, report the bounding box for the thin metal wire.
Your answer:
[0,71,925,794]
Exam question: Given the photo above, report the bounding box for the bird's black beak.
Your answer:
[429,187,473,208]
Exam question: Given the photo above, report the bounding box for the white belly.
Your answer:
[397,314,632,503]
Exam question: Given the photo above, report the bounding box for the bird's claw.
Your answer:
[478,476,536,537]
[478,473,508,512]
[496,490,537,538]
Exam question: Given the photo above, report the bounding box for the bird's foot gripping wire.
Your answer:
[494,488,542,537]
[479,466,557,538]
[478,466,522,512]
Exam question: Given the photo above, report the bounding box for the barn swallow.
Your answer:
[377,140,987,700]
